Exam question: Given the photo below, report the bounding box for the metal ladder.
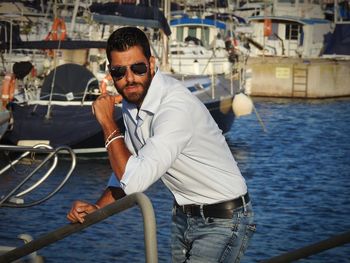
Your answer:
[292,64,308,98]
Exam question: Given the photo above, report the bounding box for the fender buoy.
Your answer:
[232,93,253,117]
[99,74,123,104]
[1,73,16,108]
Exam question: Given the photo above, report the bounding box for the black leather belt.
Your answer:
[174,192,250,219]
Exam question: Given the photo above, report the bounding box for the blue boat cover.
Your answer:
[323,24,350,56]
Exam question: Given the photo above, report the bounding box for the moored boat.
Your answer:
[0,63,239,155]
[0,1,243,155]
[234,0,350,98]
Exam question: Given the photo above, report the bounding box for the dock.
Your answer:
[246,56,350,98]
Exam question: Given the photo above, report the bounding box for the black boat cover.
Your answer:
[40,63,99,101]
[89,3,171,36]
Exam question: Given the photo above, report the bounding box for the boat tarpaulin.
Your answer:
[89,3,171,36]
[323,24,350,56]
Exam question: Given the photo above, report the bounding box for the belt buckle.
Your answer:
[183,204,198,217]
[186,205,195,216]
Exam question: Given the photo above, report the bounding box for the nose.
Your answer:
[125,66,135,83]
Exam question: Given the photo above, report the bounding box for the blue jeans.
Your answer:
[171,201,255,263]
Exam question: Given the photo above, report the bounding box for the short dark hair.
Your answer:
[106,27,151,63]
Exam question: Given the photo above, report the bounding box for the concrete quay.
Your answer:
[246,56,350,98]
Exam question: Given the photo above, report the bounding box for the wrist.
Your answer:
[103,125,119,138]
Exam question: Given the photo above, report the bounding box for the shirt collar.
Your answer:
[123,69,163,121]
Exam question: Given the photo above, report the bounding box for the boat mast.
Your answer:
[161,0,171,71]
[70,0,80,37]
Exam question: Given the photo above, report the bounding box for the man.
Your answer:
[67,27,255,262]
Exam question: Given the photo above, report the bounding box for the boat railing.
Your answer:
[0,192,158,263]
[0,144,76,208]
[81,77,99,105]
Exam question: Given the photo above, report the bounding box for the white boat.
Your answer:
[168,16,233,75]
[237,0,332,58]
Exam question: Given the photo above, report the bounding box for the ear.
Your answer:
[149,56,156,76]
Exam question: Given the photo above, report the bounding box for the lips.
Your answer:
[124,85,139,93]
[125,85,137,89]
[124,82,143,91]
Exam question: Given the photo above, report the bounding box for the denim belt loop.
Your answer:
[242,194,247,214]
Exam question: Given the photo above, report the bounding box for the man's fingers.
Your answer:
[67,202,98,224]
[67,207,84,223]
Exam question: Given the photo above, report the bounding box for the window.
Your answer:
[176,27,184,42]
[285,24,300,40]
[188,27,197,38]
[201,27,210,47]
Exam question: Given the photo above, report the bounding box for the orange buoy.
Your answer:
[51,18,67,41]
[44,18,66,57]
[1,73,16,108]
[264,19,272,37]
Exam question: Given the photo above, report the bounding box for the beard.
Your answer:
[115,71,152,106]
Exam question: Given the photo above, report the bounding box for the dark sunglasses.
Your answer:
[109,62,148,80]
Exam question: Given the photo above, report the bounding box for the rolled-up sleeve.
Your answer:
[107,172,121,187]
[120,102,193,195]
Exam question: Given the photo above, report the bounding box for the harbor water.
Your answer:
[1,97,350,262]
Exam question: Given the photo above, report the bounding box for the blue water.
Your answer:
[1,97,350,262]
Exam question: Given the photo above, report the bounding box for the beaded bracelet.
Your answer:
[105,134,124,149]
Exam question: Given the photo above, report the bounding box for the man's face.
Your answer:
[109,46,155,107]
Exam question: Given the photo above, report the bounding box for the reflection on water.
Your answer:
[1,97,350,262]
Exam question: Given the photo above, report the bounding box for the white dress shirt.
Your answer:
[108,70,247,205]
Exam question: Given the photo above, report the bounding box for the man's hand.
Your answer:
[66,200,99,223]
[92,94,116,129]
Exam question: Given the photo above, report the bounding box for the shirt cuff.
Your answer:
[107,172,121,187]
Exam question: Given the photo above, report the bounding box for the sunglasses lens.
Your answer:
[110,66,126,80]
[131,63,148,75]
[109,63,148,80]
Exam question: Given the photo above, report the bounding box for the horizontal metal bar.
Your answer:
[0,144,60,154]
[0,193,158,263]
[260,230,350,263]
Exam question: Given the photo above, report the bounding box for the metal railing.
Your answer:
[260,230,350,263]
[0,144,76,208]
[0,192,158,263]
